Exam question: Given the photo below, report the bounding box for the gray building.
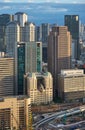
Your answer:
[6,21,20,57]
[0,14,13,52]
[64,15,79,59]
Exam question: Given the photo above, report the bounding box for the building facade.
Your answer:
[41,23,50,63]
[41,23,50,43]
[16,42,42,95]
[64,15,79,59]
[17,43,25,94]
[6,21,20,57]
[48,26,72,99]
[0,14,13,52]
[35,23,50,63]
[0,58,15,97]
[0,96,32,130]
[25,42,42,73]
[24,72,53,105]
[35,26,41,42]
[58,69,85,102]
[14,12,28,27]
[6,15,35,58]
[21,22,35,42]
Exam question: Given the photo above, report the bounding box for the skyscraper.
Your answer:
[41,23,50,43]
[6,21,20,57]
[14,12,28,27]
[41,23,50,63]
[35,26,41,42]
[6,13,35,58]
[0,58,15,97]
[24,22,35,42]
[17,43,25,94]
[48,26,72,99]
[25,42,42,73]
[0,14,13,52]
[16,42,42,95]
[64,15,79,59]
[35,23,50,63]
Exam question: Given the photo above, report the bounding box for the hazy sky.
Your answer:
[1,0,85,3]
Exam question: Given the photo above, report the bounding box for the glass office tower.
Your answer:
[65,15,79,59]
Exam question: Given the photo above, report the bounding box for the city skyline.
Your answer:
[0,1,85,130]
[1,0,85,3]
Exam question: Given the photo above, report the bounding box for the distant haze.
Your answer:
[1,0,85,3]
[0,3,85,25]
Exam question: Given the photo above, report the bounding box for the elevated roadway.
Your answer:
[33,105,85,130]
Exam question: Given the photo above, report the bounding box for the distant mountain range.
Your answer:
[0,2,85,25]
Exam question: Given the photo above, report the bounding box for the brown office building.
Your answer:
[48,26,72,99]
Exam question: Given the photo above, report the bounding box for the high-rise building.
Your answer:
[17,43,25,94]
[0,58,15,97]
[72,39,77,60]
[24,72,53,105]
[6,18,35,58]
[35,26,41,42]
[25,42,42,73]
[48,26,72,99]
[64,15,79,59]
[24,22,35,42]
[41,23,50,63]
[35,23,50,63]
[0,14,13,52]
[58,69,85,102]
[16,42,42,95]
[0,96,32,130]
[14,12,28,27]
[6,21,20,57]
[41,23,50,43]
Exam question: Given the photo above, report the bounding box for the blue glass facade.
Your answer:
[18,43,25,94]
[37,42,42,72]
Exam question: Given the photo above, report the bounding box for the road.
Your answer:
[33,105,85,130]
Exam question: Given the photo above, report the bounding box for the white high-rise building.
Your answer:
[18,22,35,42]
[6,22,35,58]
[24,22,35,42]
[14,12,28,27]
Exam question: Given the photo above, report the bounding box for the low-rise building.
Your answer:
[24,72,53,105]
[58,69,85,102]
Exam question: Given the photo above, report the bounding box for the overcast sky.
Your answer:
[1,0,85,3]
